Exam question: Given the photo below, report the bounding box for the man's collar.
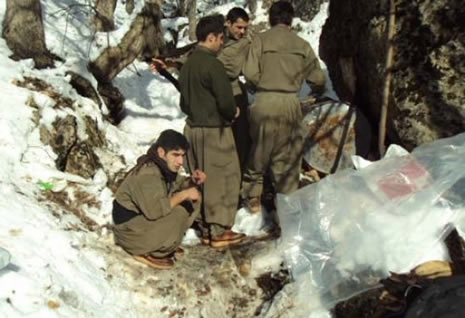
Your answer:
[273,24,291,30]
[196,44,217,56]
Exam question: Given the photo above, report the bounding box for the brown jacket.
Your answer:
[115,163,187,221]
[217,36,251,96]
[242,25,325,95]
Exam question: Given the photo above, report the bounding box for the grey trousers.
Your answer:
[184,124,241,237]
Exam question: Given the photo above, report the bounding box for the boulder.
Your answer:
[320,0,465,150]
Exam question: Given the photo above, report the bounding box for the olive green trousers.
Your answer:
[184,125,241,237]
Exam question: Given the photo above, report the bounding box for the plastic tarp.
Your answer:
[277,133,465,311]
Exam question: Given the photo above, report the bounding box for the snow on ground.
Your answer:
[2,0,461,317]
[0,0,304,316]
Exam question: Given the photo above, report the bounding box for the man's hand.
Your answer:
[191,169,207,185]
[184,187,201,202]
[234,107,240,119]
[150,58,167,73]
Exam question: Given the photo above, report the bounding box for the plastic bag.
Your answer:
[277,133,465,310]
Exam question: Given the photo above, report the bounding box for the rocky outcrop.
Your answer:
[39,115,103,180]
[260,0,326,22]
[290,0,327,22]
[15,77,105,179]
[320,0,465,150]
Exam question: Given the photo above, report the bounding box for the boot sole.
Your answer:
[133,255,173,270]
[200,236,245,248]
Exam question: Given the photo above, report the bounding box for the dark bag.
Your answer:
[404,275,465,318]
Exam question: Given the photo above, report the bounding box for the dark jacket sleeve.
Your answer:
[209,60,236,121]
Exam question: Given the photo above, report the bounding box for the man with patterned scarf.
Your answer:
[112,130,206,270]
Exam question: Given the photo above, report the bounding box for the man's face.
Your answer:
[226,18,249,40]
[157,147,185,173]
[209,32,225,52]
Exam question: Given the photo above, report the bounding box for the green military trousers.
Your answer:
[184,124,241,237]
[113,202,200,258]
[242,92,304,198]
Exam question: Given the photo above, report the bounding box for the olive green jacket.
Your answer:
[179,46,236,127]
[242,25,326,95]
[217,36,251,96]
[115,163,187,221]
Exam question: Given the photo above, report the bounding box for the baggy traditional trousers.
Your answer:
[113,201,200,258]
[242,92,304,199]
[184,124,241,237]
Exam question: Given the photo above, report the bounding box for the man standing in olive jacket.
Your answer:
[179,15,245,248]
[242,1,326,213]
[217,7,251,174]
[113,130,205,269]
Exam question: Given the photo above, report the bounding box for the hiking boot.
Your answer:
[133,255,174,270]
[200,230,246,248]
[246,196,261,213]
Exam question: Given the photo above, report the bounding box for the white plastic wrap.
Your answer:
[277,133,465,310]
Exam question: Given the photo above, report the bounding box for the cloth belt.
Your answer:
[256,88,298,95]
[112,200,138,225]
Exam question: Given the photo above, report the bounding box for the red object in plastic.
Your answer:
[377,160,430,199]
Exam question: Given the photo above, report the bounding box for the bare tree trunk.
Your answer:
[142,0,165,61]
[248,0,257,18]
[177,0,187,16]
[126,0,135,14]
[187,0,197,41]
[2,0,56,69]
[92,0,117,32]
[89,0,163,82]
[89,0,164,124]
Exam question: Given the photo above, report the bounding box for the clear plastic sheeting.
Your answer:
[277,133,465,310]
[0,247,10,270]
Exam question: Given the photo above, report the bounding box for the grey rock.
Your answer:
[65,141,102,179]
[320,0,465,149]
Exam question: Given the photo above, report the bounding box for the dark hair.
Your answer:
[269,1,294,26]
[155,129,189,152]
[226,7,249,23]
[130,129,188,175]
[196,14,225,42]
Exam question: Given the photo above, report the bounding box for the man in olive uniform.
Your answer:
[178,15,245,248]
[113,130,206,270]
[242,1,326,212]
[217,7,251,174]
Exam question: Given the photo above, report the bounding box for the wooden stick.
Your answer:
[378,0,397,157]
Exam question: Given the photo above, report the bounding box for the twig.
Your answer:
[378,0,397,157]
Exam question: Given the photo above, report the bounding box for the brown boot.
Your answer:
[201,230,246,248]
[133,255,174,270]
[246,196,261,213]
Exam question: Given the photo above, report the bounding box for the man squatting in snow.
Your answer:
[112,130,206,269]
